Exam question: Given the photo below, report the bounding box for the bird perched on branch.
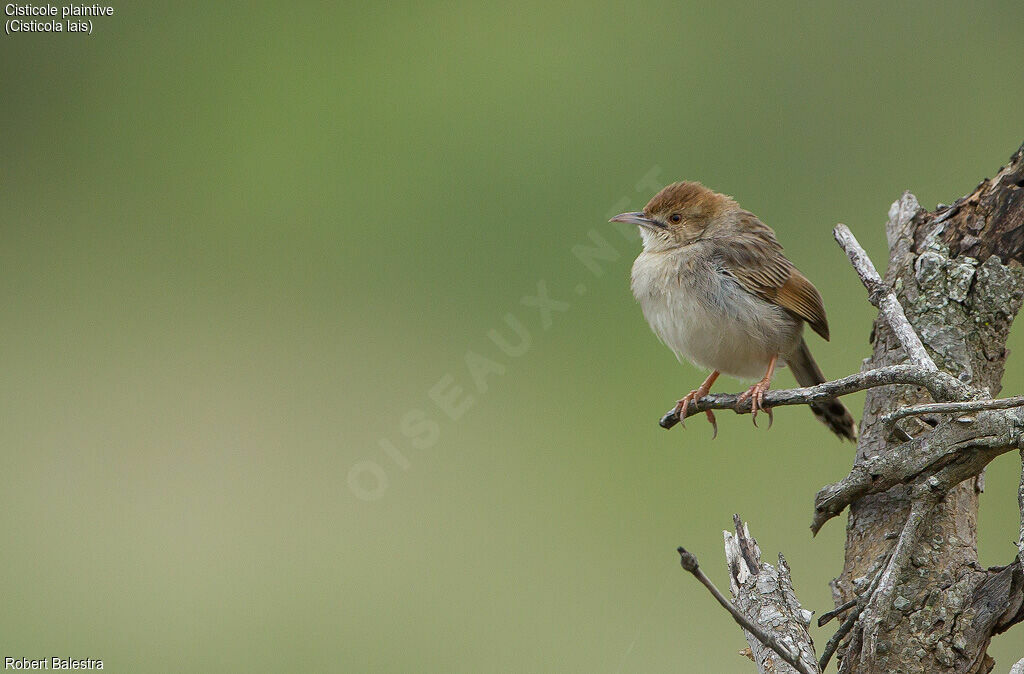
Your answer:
[612,182,856,440]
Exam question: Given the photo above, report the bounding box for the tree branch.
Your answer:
[811,408,1023,534]
[833,223,937,372]
[817,598,856,627]
[818,552,891,671]
[723,516,820,674]
[677,541,817,674]
[855,489,942,669]
[881,396,1024,429]
[659,365,971,430]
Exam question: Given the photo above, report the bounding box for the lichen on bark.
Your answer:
[833,145,1024,673]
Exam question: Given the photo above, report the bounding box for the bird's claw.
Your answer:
[673,387,716,437]
[673,395,694,429]
[738,380,772,429]
[673,397,689,429]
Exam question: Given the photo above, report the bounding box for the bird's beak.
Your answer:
[609,211,662,229]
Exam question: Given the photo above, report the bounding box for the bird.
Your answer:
[611,181,856,441]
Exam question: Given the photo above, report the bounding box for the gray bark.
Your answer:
[832,145,1024,673]
[724,516,820,674]
[674,144,1024,674]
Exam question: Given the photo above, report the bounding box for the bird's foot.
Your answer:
[673,387,718,439]
[737,379,774,429]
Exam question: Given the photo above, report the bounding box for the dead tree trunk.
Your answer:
[833,146,1024,673]
[673,143,1024,673]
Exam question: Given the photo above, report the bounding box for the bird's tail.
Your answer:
[787,338,857,442]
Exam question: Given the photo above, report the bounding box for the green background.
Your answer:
[2,2,1022,672]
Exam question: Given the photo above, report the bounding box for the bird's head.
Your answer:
[610,181,737,252]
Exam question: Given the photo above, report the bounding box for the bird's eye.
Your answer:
[669,214,682,224]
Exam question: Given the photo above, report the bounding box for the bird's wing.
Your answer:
[711,212,830,341]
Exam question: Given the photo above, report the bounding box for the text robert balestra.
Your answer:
[4,657,103,670]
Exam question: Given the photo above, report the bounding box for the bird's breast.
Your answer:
[630,250,801,380]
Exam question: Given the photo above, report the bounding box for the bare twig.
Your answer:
[817,598,856,627]
[881,396,1024,429]
[818,552,891,671]
[833,224,937,372]
[677,546,817,674]
[659,364,971,430]
[819,603,863,672]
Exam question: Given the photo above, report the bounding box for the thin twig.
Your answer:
[817,599,856,628]
[833,224,937,372]
[818,600,864,671]
[818,552,891,671]
[881,396,1024,428]
[677,547,817,674]
[659,364,971,429]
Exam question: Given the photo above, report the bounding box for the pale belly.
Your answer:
[632,253,802,380]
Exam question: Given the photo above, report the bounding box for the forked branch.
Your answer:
[678,517,819,674]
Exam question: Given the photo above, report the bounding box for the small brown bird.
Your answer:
[612,181,856,440]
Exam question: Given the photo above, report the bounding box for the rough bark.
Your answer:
[724,516,820,674]
[832,145,1024,673]
[672,145,1024,674]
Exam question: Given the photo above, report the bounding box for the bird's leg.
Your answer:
[737,355,777,428]
[674,371,720,438]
